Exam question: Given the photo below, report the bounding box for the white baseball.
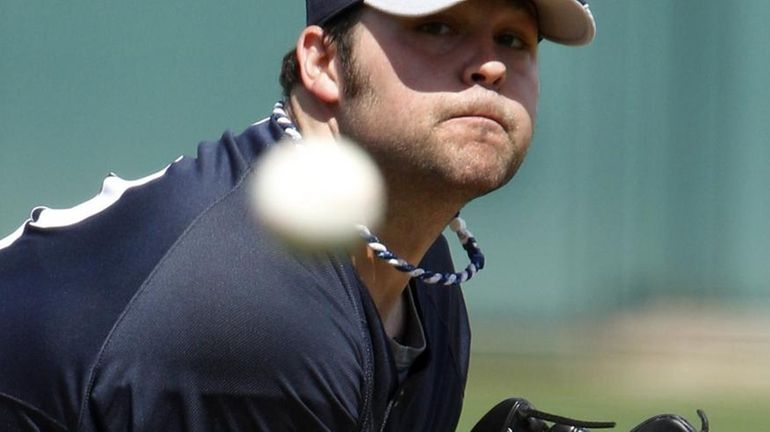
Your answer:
[250,136,385,250]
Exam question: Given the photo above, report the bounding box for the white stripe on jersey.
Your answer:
[0,159,180,251]
[251,117,270,127]
[0,223,28,252]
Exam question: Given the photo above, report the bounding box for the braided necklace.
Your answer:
[271,101,485,285]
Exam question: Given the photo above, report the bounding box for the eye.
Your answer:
[416,22,455,36]
[496,33,526,49]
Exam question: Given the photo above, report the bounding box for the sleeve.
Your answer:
[0,396,69,432]
[77,175,369,432]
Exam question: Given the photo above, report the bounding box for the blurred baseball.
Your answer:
[250,136,385,250]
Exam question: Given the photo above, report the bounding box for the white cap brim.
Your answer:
[362,0,595,46]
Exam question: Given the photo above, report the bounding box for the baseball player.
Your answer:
[0,0,597,431]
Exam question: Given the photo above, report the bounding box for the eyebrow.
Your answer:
[514,0,539,21]
[504,0,541,40]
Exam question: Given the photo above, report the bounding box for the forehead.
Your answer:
[360,0,540,30]
[355,0,540,36]
[499,0,538,16]
[371,0,538,19]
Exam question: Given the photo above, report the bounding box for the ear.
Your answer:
[295,26,342,104]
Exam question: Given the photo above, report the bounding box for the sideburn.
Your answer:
[336,36,370,100]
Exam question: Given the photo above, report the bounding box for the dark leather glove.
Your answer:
[471,397,708,432]
[629,411,709,432]
[470,397,615,432]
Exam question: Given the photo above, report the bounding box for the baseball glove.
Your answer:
[628,411,709,432]
[470,397,616,432]
[470,397,709,432]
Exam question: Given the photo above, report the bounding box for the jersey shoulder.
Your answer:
[80,173,371,431]
[0,117,286,431]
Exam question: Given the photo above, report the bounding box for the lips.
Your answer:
[443,98,511,132]
[448,113,507,132]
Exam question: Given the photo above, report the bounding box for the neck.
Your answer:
[287,92,465,337]
[351,192,461,336]
[288,90,339,140]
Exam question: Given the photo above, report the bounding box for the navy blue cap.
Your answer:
[306,0,358,26]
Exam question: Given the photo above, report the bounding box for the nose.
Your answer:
[463,56,507,90]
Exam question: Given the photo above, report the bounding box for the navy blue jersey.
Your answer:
[0,115,471,431]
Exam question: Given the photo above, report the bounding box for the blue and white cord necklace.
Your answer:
[271,101,485,285]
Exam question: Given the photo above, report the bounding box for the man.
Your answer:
[0,0,595,431]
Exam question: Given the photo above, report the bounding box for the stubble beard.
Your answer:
[336,57,529,208]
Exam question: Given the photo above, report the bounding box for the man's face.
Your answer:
[334,0,540,204]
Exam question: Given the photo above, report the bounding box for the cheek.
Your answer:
[516,67,540,122]
[527,74,540,123]
[379,43,460,94]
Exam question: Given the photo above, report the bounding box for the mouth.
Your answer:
[448,113,507,131]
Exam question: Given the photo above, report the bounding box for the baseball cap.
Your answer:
[306,0,596,46]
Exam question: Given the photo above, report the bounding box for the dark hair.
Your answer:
[279,5,363,98]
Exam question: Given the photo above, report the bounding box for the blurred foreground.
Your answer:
[459,302,770,431]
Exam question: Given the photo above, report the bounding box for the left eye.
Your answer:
[496,34,525,49]
[417,22,454,36]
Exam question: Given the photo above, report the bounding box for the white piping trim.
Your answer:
[251,117,270,127]
[0,223,28,251]
[0,160,178,251]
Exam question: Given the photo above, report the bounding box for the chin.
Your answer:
[440,156,524,202]
[451,140,525,187]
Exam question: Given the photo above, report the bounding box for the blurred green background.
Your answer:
[2,1,769,430]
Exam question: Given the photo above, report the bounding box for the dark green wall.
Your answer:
[2,1,769,320]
